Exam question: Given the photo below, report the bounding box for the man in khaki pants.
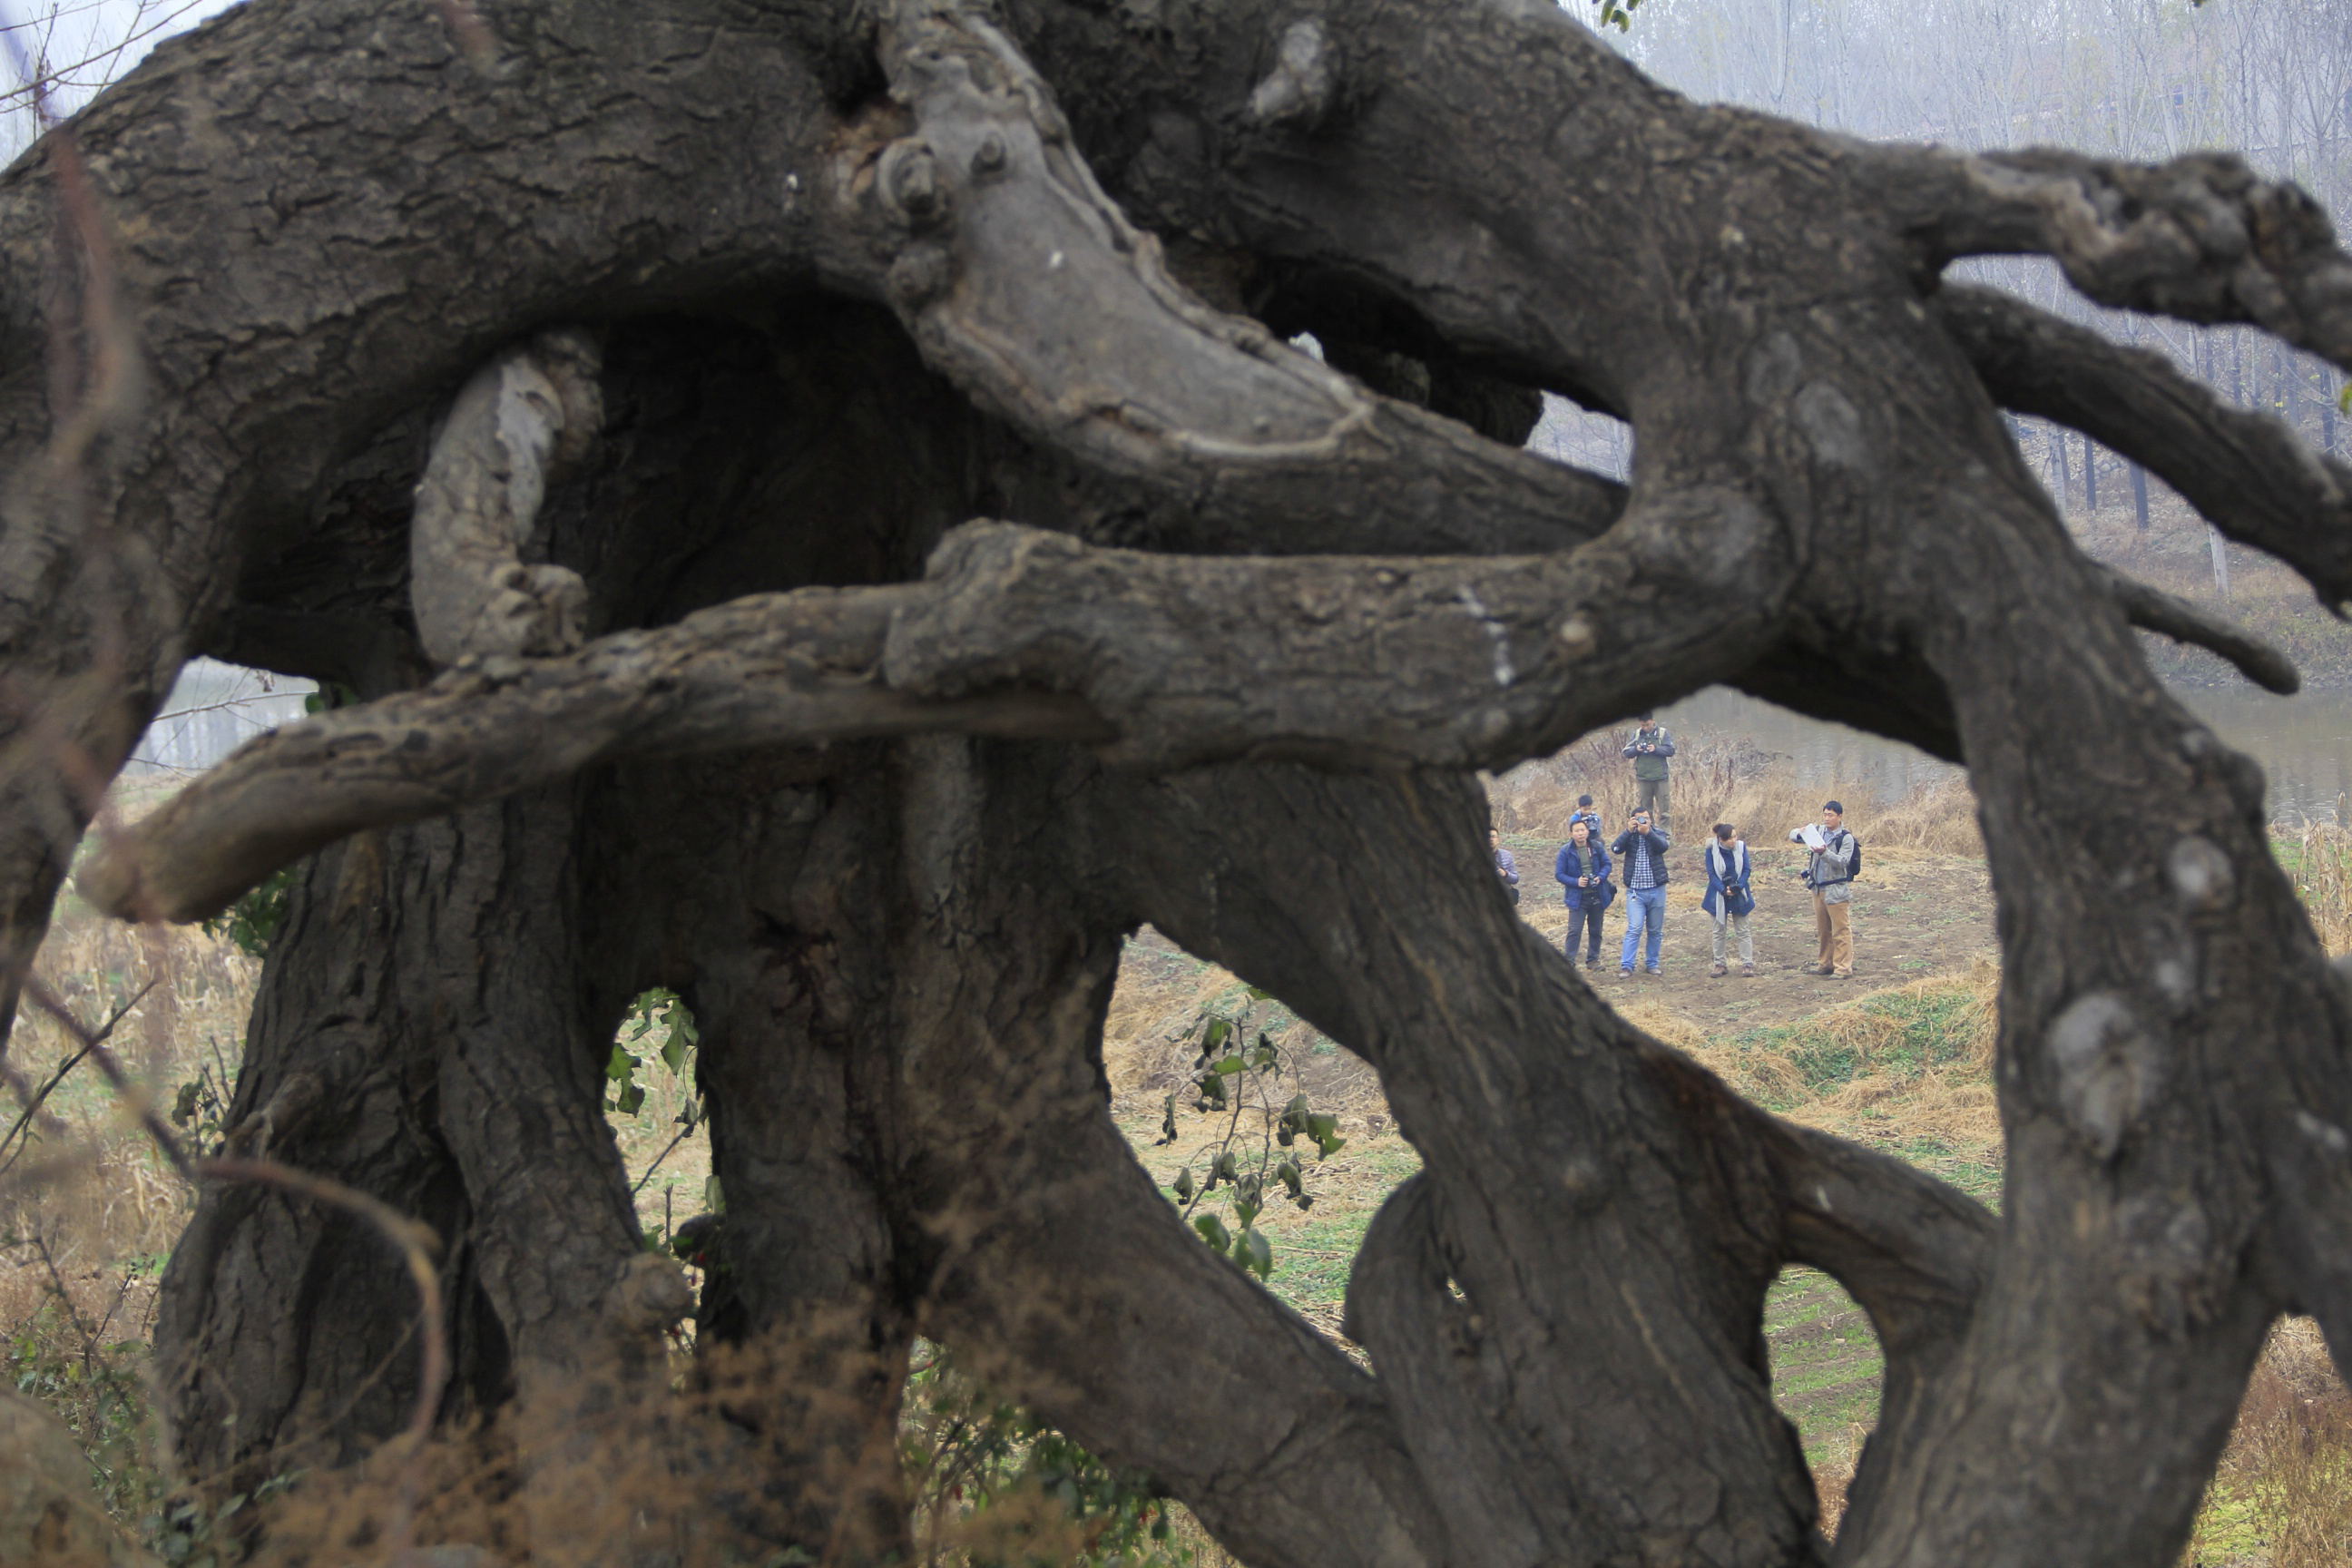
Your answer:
[1791,801,1857,978]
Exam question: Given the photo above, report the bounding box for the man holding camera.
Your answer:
[1622,714,1674,832]
[1490,826,1521,906]
[1611,808,1671,976]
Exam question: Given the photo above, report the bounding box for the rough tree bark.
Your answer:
[5,0,2352,1564]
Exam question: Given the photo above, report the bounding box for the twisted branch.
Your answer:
[884,508,1787,768]
[833,0,1625,559]
[1936,284,2352,613]
[76,583,1105,922]
[1894,147,2352,370]
[2095,564,2301,695]
[85,495,1788,925]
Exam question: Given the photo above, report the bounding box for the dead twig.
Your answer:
[629,1123,696,1197]
[0,975,152,1175]
[23,979,449,1556]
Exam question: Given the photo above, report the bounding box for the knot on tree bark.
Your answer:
[2113,1191,2233,1338]
[1246,21,1338,131]
[879,136,951,230]
[2049,992,2165,1162]
[604,1251,695,1338]
[2166,837,2237,916]
[884,522,1095,702]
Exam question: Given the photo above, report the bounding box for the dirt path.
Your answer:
[1505,836,1996,1036]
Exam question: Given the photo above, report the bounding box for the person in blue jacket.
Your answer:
[1700,822,1757,977]
[1553,817,1613,968]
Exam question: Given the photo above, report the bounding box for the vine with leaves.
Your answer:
[1154,990,1346,1282]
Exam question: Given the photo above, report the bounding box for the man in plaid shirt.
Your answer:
[1611,808,1671,976]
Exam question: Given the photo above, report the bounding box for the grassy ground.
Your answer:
[9,769,2352,1564]
[1101,825,2347,1561]
[1122,1106,1886,1469]
[1111,946,1990,1484]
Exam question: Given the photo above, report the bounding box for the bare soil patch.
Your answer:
[1504,837,1996,1035]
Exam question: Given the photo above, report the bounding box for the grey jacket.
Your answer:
[1793,826,1857,905]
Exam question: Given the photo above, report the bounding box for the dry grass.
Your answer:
[0,879,242,1549]
[1487,735,1983,858]
[1782,957,2002,1158]
[1620,995,1829,1108]
[2281,823,2352,956]
[3,901,254,1272]
[0,838,713,1562]
[1638,957,2005,1167]
[1808,1426,1869,1541]
[1099,933,1387,1122]
[2185,1318,2352,1567]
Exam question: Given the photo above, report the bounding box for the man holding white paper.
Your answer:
[1790,801,1857,979]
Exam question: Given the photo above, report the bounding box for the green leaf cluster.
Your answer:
[6,1301,156,1519]
[166,1038,241,1154]
[902,1346,1197,1567]
[199,867,294,960]
[1157,996,1338,1284]
[146,1472,302,1568]
[606,985,701,1122]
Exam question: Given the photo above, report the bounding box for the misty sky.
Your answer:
[1,0,235,126]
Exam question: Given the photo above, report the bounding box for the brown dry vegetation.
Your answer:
[5,757,2352,1565]
[1486,732,1984,858]
[2280,822,2352,956]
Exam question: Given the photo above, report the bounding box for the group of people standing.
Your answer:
[1489,715,1861,981]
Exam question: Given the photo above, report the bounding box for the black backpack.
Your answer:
[1834,829,1861,882]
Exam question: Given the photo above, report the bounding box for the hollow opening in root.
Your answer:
[1529,393,1632,482]
[1762,1263,1880,1537]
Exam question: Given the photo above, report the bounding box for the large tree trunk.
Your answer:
[153,782,672,1492]
[579,750,921,1561]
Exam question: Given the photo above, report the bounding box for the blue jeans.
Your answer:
[1621,886,1667,970]
[1565,901,1605,962]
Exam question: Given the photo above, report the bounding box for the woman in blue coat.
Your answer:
[1553,818,1614,968]
[1700,822,1757,977]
